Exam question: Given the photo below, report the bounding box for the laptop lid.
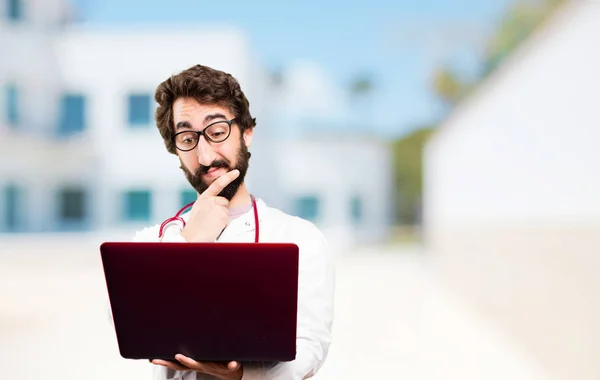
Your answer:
[100,242,299,363]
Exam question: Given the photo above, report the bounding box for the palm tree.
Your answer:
[348,74,375,131]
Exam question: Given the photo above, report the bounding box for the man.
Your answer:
[131,64,335,380]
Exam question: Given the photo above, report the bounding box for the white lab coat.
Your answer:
[130,198,335,380]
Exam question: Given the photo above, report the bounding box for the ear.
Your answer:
[243,126,254,148]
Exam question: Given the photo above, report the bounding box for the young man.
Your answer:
[132,65,335,380]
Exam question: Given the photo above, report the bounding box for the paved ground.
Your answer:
[0,233,547,379]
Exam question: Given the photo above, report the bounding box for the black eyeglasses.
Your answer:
[172,119,236,152]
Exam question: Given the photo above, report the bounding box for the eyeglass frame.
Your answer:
[171,118,237,152]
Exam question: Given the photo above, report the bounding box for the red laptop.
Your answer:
[100,242,299,363]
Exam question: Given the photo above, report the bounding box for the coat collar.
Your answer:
[223,197,266,239]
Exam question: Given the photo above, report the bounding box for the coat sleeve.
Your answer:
[132,223,188,243]
[242,219,335,380]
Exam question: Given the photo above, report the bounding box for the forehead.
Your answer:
[172,98,233,124]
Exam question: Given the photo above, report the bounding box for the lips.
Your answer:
[202,166,227,177]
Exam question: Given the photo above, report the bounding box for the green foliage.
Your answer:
[349,75,374,98]
[392,0,569,226]
[483,0,566,75]
[431,67,472,107]
[432,0,567,106]
[392,126,435,225]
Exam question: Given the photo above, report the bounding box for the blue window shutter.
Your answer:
[5,85,19,127]
[124,190,152,221]
[4,184,20,231]
[350,196,363,224]
[58,188,86,221]
[7,0,23,21]
[294,195,320,222]
[59,94,86,135]
[128,94,152,127]
[180,189,197,208]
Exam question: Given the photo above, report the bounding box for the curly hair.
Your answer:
[154,64,256,155]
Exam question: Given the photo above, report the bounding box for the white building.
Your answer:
[0,0,392,249]
[265,62,394,250]
[424,1,600,379]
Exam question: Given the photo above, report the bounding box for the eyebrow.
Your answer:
[175,113,228,130]
[175,121,192,130]
[204,113,227,123]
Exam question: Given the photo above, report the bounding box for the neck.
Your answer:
[229,183,251,209]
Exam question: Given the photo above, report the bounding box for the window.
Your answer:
[4,183,20,231]
[180,189,196,208]
[58,94,86,135]
[127,94,152,127]
[350,195,363,224]
[58,188,87,222]
[294,195,320,222]
[7,0,23,22]
[123,190,152,221]
[5,84,19,127]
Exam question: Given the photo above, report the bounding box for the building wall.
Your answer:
[53,27,261,232]
[275,136,392,252]
[1,18,394,246]
[0,0,70,133]
[423,1,600,379]
[0,0,87,232]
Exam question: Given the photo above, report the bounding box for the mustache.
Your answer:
[196,159,231,175]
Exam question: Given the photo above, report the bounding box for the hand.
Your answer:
[180,169,240,242]
[152,354,243,380]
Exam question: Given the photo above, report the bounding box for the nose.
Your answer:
[195,135,216,166]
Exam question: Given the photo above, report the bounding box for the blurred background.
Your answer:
[1,0,599,379]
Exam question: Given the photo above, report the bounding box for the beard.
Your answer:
[181,139,251,201]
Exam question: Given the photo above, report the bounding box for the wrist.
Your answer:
[180,227,211,243]
[180,228,190,241]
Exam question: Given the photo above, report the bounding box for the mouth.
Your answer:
[202,166,228,178]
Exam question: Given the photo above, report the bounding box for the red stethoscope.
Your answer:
[158,194,260,243]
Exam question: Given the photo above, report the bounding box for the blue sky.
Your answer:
[72,0,515,138]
